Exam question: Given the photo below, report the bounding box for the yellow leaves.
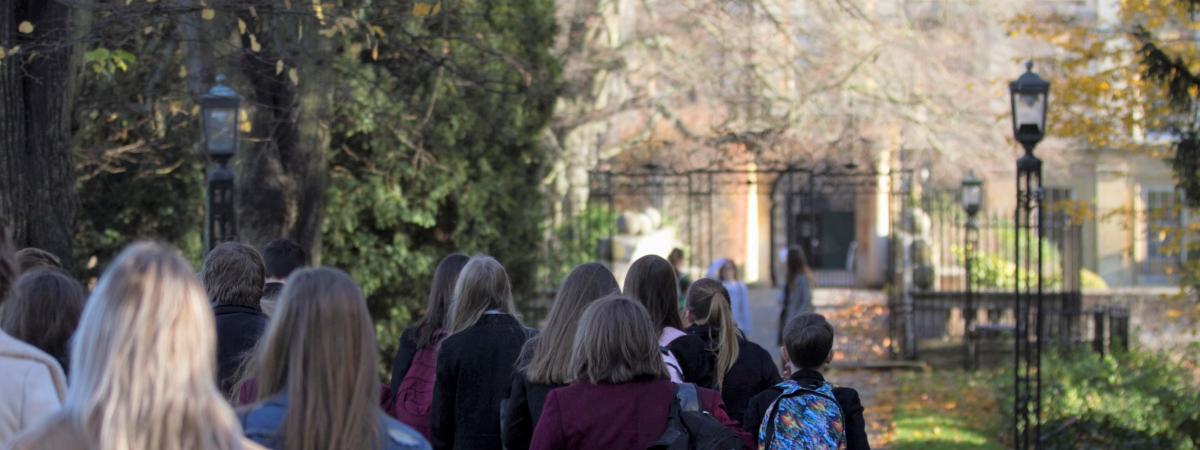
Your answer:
[413,1,441,17]
[238,19,247,35]
[275,59,284,75]
[1166,309,1183,320]
[249,34,262,53]
[288,68,299,86]
[18,21,33,34]
[178,64,188,79]
[239,109,251,133]
[201,8,215,21]
[312,0,325,23]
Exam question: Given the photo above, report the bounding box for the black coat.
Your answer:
[686,324,782,423]
[213,304,268,394]
[502,369,562,450]
[742,368,869,450]
[666,332,714,388]
[431,314,531,450]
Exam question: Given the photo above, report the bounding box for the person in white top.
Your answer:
[0,328,66,444]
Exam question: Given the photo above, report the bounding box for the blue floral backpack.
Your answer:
[756,380,846,450]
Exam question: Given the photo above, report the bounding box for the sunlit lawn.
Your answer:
[892,369,1007,450]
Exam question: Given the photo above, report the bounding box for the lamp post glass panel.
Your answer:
[1009,61,1049,450]
[200,75,241,252]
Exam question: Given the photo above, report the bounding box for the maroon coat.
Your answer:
[529,379,753,450]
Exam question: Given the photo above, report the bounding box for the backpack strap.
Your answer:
[675,382,700,412]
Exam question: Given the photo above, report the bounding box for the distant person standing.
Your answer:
[668,248,691,300]
[706,259,753,334]
[259,239,306,317]
[778,246,814,345]
[431,256,531,450]
[202,242,268,395]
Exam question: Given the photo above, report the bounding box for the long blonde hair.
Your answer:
[248,267,382,450]
[65,242,245,450]
[686,278,741,389]
[447,256,518,334]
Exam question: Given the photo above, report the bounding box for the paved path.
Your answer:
[743,286,897,447]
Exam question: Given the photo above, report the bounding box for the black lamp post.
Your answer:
[961,171,982,369]
[200,74,241,253]
[1009,61,1049,450]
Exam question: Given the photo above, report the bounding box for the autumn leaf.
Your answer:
[288,68,299,86]
[18,21,33,34]
[201,8,215,21]
[276,60,284,75]
[249,34,262,53]
[178,65,188,79]
[413,1,441,17]
[238,19,247,35]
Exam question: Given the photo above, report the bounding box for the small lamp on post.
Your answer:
[1008,60,1050,450]
[200,74,241,253]
[960,170,983,369]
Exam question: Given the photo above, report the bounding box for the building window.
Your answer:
[1143,189,1188,277]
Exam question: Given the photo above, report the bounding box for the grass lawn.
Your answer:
[891,369,1007,450]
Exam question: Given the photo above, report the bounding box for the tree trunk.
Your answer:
[235,5,329,262]
[0,1,79,270]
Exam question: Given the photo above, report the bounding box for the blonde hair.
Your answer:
[246,267,382,450]
[65,242,245,450]
[572,295,669,384]
[447,256,518,334]
[685,279,741,389]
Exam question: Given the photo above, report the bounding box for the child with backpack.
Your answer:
[743,313,870,450]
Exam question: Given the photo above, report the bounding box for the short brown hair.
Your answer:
[201,242,265,307]
[16,247,63,273]
[782,313,835,369]
[572,295,669,384]
[0,268,85,365]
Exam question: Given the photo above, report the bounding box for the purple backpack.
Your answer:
[389,331,445,440]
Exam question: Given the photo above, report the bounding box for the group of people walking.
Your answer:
[0,226,868,450]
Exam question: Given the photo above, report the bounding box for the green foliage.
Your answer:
[953,229,1064,290]
[321,0,561,366]
[540,205,615,291]
[73,19,206,278]
[997,349,1200,449]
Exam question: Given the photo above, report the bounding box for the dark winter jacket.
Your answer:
[501,369,563,450]
[666,332,715,388]
[430,314,531,450]
[742,368,869,450]
[686,324,782,423]
[213,304,268,394]
[529,378,752,450]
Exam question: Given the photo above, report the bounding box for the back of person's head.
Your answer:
[0,268,85,366]
[572,295,669,384]
[782,313,835,370]
[448,255,516,334]
[201,241,265,307]
[622,254,681,330]
[668,248,685,266]
[15,247,62,273]
[524,263,619,384]
[251,267,381,450]
[68,242,243,450]
[685,278,740,388]
[262,238,306,280]
[414,253,470,348]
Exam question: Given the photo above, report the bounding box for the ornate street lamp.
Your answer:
[960,171,983,369]
[1009,61,1049,450]
[200,74,241,253]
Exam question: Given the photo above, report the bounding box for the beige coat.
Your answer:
[0,331,66,446]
